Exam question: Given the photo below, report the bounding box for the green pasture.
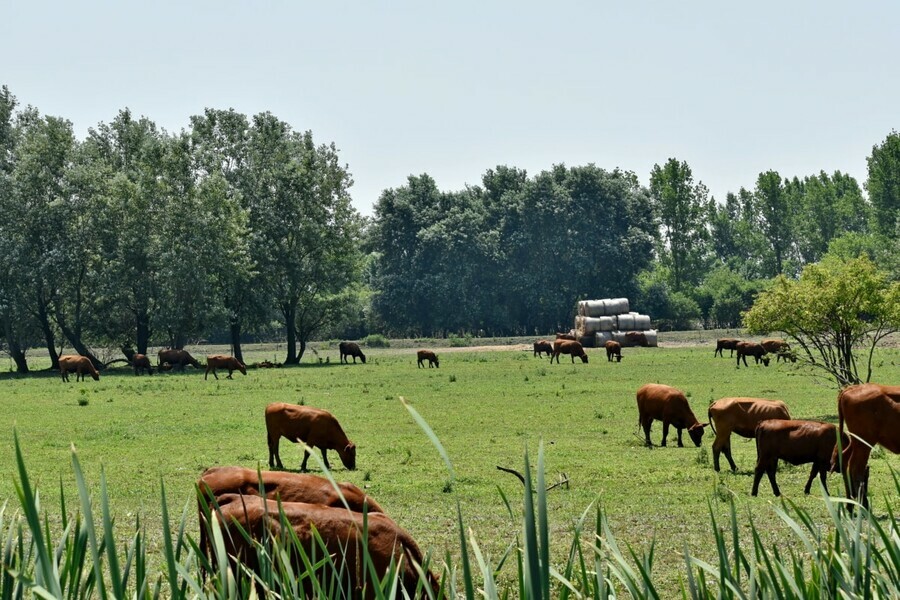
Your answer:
[1,342,899,594]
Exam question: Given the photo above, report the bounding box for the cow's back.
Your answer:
[637,383,686,417]
[710,397,790,438]
[840,384,900,453]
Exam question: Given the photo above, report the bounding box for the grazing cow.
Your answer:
[551,340,588,364]
[605,340,622,362]
[708,397,791,472]
[533,340,554,358]
[59,355,100,382]
[736,341,770,367]
[752,420,848,497]
[158,349,202,370]
[339,341,367,364]
[265,403,357,472]
[636,383,708,447]
[555,333,576,341]
[133,353,154,376]
[205,355,247,380]
[833,384,900,508]
[714,338,741,358]
[760,339,790,355]
[624,331,649,347]
[205,494,439,598]
[417,350,439,368]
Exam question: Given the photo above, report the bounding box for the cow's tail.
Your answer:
[708,407,717,435]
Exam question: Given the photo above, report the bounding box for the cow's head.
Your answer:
[359,352,366,364]
[616,354,622,362]
[340,443,357,471]
[688,422,708,447]
[762,357,771,367]
[579,354,588,364]
[238,361,247,375]
[91,371,100,381]
[434,356,440,368]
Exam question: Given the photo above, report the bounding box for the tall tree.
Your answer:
[866,130,900,236]
[754,170,793,276]
[649,158,711,291]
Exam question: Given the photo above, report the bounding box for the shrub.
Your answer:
[448,333,472,347]
[361,333,390,348]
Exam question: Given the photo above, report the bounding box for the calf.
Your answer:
[533,340,553,358]
[736,341,770,367]
[636,383,707,447]
[339,341,367,364]
[158,349,202,370]
[417,350,439,368]
[604,340,622,362]
[265,403,357,472]
[551,340,588,364]
[708,397,791,472]
[133,353,154,376]
[205,354,247,380]
[59,355,100,382]
[752,420,848,497]
[206,494,438,598]
[714,338,740,358]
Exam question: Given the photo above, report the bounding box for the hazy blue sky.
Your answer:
[3,1,897,214]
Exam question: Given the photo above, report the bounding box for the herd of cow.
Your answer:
[532,333,622,363]
[714,337,797,367]
[636,379,900,509]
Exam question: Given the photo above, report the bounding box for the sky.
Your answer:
[2,1,897,215]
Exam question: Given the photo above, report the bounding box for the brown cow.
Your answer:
[205,354,247,380]
[59,355,100,382]
[551,340,588,364]
[533,340,553,358]
[133,353,153,376]
[205,494,439,598]
[708,397,791,472]
[760,339,790,354]
[339,341,367,364]
[265,403,357,472]
[417,350,439,368]
[158,348,202,370]
[736,341,770,367]
[833,384,900,508]
[636,383,708,447]
[752,420,848,497]
[714,338,741,358]
[605,340,622,362]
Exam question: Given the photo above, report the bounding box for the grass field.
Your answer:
[1,339,899,595]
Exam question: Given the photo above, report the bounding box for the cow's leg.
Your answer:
[300,447,311,472]
[661,422,670,447]
[676,427,684,448]
[267,434,281,468]
[846,445,871,507]
[321,448,331,470]
[226,369,233,379]
[642,418,653,447]
[713,439,722,472]
[722,444,738,472]
[766,464,780,496]
[752,463,765,496]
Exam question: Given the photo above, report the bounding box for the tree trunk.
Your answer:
[34,300,59,370]
[230,319,244,364]
[3,319,29,373]
[298,337,306,362]
[136,311,151,355]
[56,315,103,369]
[283,303,299,364]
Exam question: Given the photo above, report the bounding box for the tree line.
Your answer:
[1,83,898,371]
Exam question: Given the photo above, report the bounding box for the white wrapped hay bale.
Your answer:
[644,329,658,347]
[612,330,628,344]
[579,300,607,317]
[595,331,614,345]
[598,316,616,331]
[633,314,652,330]
[616,314,636,330]
[577,317,606,334]
[578,335,595,348]
[607,298,630,315]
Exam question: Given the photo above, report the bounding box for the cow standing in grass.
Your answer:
[736,342,770,367]
[205,355,247,380]
[533,340,553,358]
[133,354,154,376]
[265,403,357,472]
[158,349,202,371]
[59,355,100,382]
[714,338,741,358]
[636,383,707,447]
[752,420,847,497]
[417,350,439,368]
[708,397,791,472]
[605,340,622,362]
[339,342,367,364]
[551,340,588,364]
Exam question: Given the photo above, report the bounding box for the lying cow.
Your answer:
[206,494,438,598]
[708,397,791,472]
[417,350,439,368]
[551,340,588,364]
[736,341,770,367]
[605,340,622,362]
[636,383,708,447]
[59,355,100,382]
[205,354,247,380]
[265,402,357,472]
[555,332,576,341]
[339,341,367,364]
[158,348,202,371]
[533,340,553,358]
[714,338,741,358]
[133,353,154,376]
[833,383,900,508]
[624,331,649,347]
[752,420,847,497]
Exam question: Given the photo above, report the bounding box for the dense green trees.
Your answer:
[0,84,895,364]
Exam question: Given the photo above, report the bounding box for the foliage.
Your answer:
[635,268,702,330]
[744,255,900,386]
[360,333,390,347]
[867,130,900,236]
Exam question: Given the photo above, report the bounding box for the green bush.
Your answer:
[448,333,472,347]
[361,333,390,348]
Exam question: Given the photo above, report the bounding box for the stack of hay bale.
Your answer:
[574,298,658,347]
